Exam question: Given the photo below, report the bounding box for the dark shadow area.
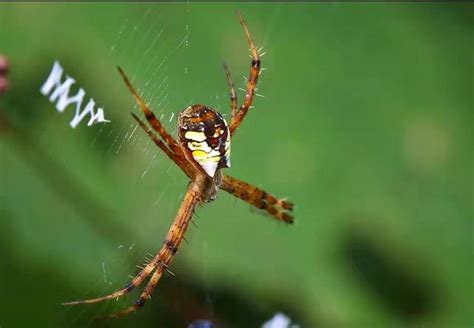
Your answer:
[342,227,440,322]
[143,274,310,328]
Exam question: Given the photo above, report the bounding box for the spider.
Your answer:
[63,11,294,319]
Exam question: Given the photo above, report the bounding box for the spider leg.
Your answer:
[99,177,204,319]
[117,66,189,162]
[230,11,262,135]
[221,174,294,223]
[61,247,160,306]
[98,265,163,319]
[223,63,238,118]
[65,176,203,316]
[131,112,195,179]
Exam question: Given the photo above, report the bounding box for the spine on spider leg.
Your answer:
[220,175,294,223]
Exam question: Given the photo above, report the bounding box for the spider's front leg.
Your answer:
[229,11,263,136]
[130,112,195,179]
[117,66,199,178]
[221,175,294,223]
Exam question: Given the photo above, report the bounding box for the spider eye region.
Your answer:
[178,105,231,177]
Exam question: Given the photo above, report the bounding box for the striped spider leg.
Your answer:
[118,66,198,179]
[221,175,294,223]
[63,11,294,319]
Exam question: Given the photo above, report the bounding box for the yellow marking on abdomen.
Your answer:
[192,150,209,159]
[185,131,207,142]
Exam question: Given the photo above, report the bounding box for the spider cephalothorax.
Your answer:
[178,104,231,178]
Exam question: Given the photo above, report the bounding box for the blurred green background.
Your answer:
[0,3,472,327]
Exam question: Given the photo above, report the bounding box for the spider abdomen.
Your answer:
[178,105,230,178]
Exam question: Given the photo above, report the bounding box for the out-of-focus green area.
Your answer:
[0,3,472,327]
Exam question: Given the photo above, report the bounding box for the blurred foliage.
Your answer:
[0,3,472,327]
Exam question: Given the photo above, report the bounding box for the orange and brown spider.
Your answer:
[63,11,294,319]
